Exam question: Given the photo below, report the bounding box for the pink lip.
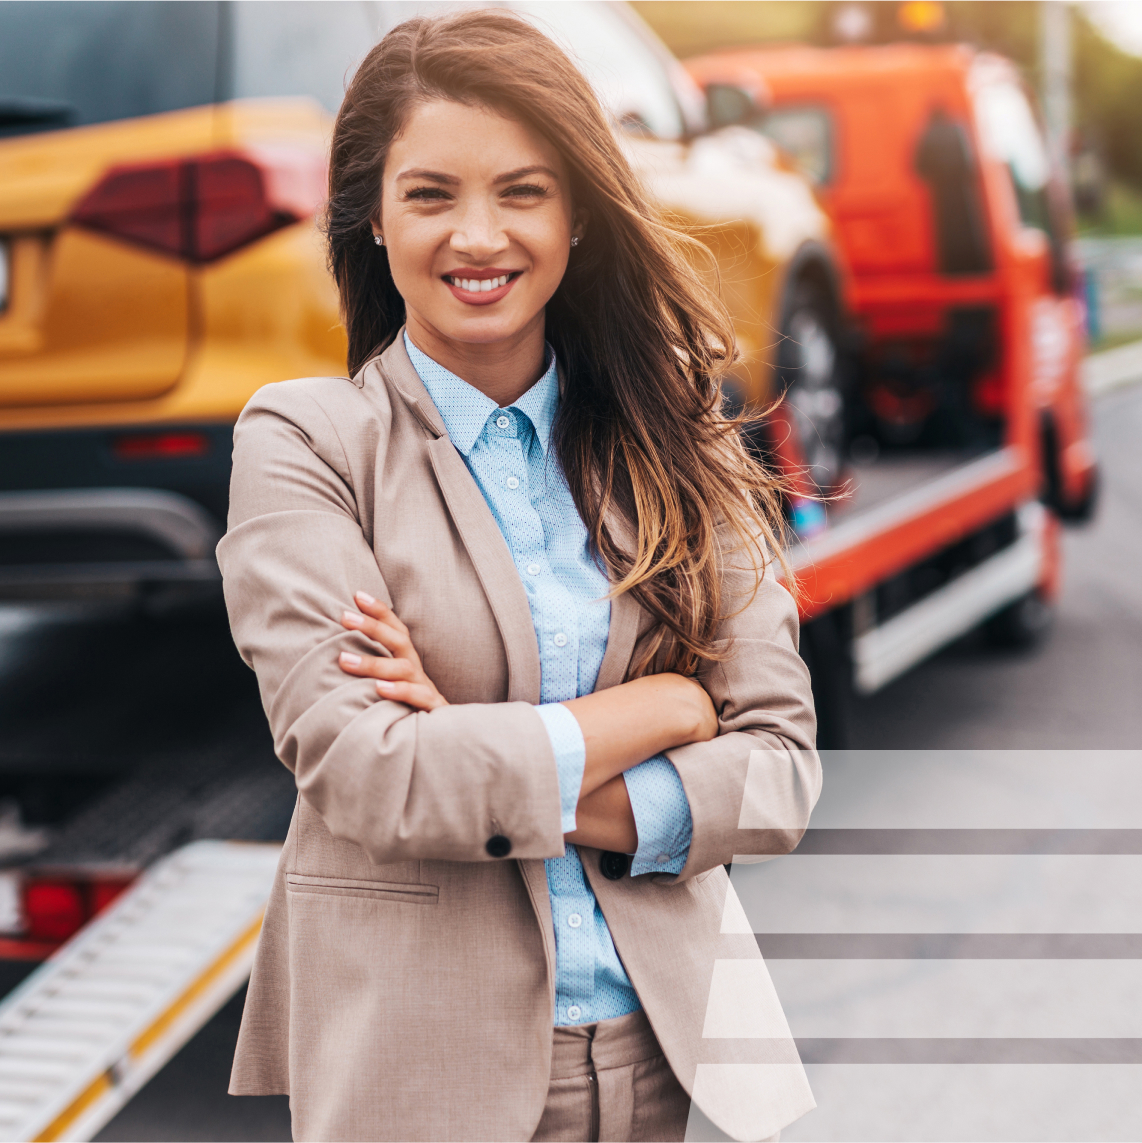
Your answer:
[443,269,521,307]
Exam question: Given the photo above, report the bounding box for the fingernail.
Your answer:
[376,680,395,693]
[356,591,376,605]
[340,652,361,667]
[342,610,363,627]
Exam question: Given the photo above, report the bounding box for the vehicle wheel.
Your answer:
[984,589,1053,649]
[777,280,847,492]
[799,610,851,750]
[1042,416,1100,523]
[1060,468,1100,523]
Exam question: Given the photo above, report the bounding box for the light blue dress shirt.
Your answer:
[406,334,693,1026]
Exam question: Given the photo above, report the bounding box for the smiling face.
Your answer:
[377,99,584,391]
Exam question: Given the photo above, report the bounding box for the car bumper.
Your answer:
[0,487,222,603]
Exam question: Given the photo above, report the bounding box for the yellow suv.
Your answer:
[0,0,842,604]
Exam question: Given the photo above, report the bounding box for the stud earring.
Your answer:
[570,236,580,248]
[374,234,384,246]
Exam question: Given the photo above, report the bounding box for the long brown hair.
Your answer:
[326,9,792,675]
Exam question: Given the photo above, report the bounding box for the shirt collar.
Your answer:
[511,356,559,456]
[404,332,558,457]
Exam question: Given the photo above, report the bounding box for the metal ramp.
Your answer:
[0,840,281,1142]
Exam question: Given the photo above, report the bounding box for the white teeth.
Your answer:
[450,274,510,291]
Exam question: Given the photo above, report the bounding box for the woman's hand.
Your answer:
[337,591,449,711]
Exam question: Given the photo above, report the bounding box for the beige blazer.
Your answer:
[217,336,822,1142]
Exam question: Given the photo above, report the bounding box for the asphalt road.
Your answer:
[1,382,1139,1141]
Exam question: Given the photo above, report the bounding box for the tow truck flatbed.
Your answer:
[0,842,279,1143]
[793,445,1039,622]
[787,441,1054,739]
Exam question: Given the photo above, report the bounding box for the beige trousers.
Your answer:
[529,1009,783,1143]
[530,1009,690,1142]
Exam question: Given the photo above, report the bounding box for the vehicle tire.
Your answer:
[799,610,851,750]
[983,589,1054,650]
[1060,468,1100,523]
[776,279,847,493]
[1042,415,1100,523]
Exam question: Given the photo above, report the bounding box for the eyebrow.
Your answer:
[393,165,560,185]
[493,165,560,184]
[394,168,459,185]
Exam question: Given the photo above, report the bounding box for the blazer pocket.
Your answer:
[286,873,439,905]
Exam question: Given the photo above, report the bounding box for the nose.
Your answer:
[449,196,509,261]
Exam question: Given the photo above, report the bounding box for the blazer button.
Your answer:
[486,835,512,858]
[600,851,629,880]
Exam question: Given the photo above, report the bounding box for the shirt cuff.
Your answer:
[535,702,586,834]
[623,754,693,876]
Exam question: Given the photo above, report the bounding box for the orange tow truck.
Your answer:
[687,41,1099,745]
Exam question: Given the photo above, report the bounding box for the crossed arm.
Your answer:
[337,591,718,853]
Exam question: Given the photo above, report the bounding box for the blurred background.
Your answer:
[642,0,1142,348]
[0,2,1139,1140]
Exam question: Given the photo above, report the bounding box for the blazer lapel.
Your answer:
[595,508,643,690]
[596,584,640,691]
[378,337,543,705]
[425,438,543,703]
[517,859,557,1012]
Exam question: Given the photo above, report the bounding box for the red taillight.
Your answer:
[22,874,136,943]
[89,878,131,914]
[195,155,275,261]
[71,148,325,263]
[112,430,211,461]
[71,163,185,256]
[23,881,85,942]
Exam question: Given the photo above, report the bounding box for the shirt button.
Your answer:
[527,563,542,576]
[553,633,568,647]
[656,853,671,864]
[495,414,510,430]
[567,1005,582,1022]
[567,912,582,928]
[506,476,520,489]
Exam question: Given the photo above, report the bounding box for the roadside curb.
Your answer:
[1083,338,1142,398]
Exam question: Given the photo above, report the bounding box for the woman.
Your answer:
[218,10,820,1142]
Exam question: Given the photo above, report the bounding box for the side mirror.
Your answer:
[705,83,766,131]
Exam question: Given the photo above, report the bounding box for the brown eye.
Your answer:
[405,187,450,201]
[504,183,548,199]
